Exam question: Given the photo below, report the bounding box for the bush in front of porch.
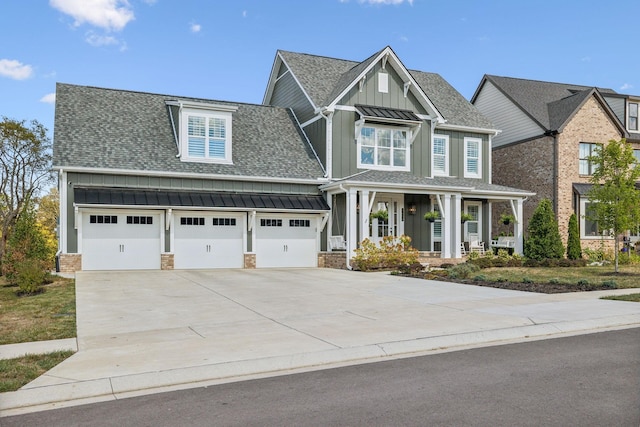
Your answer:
[351,235,419,272]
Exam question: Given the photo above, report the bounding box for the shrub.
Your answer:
[351,235,419,271]
[549,278,560,284]
[566,214,582,260]
[3,204,55,287]
[522,277,533,284]
[524,199,564,260]
[601,280,618,289]
[577,279,590,287]
[15,259,47,295]
[473,274,487,282]
[395,262,425,275]
[447,263,480,279]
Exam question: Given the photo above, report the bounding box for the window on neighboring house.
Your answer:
[358,125,410,171]
[579,199,611,239]
[633,149,640,166]
[180,107,234,164]
[629,102,638,131]
[579,142,600,175]
[464,137,482,178]
[432,134,449,176]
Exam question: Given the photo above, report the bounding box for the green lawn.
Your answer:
[0,276,77,345]
[469,264,640,288]
[0,351,74,392]
[601,293,640,302]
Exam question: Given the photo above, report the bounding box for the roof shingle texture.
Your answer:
[278,50,493,129]
[53,83,324,180]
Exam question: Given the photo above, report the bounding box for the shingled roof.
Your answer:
[53,83,325,181]
[277,49,493,130]
[476,75,618,131]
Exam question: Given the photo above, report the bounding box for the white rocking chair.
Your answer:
[468,233,485,255]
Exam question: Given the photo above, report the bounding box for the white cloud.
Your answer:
[190,22,201,33]
[399,35,409,42]
[40,93,57,104]
[49,0,135,31]
[0,59,33,80]
[242,10,247,18]
[85,31,119,46]
[620,83,633,91]
[581,56,591,62]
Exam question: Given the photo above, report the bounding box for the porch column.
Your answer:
[327,193,333,251]
[441,194,452,258]
[454,195,462,258]
[513,198,524,255]
[346,188,358,268]
[360,190,370,243]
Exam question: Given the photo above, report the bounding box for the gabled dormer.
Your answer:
[166,100,238,164]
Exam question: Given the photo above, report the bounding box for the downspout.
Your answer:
[321,108,334,179]
[547,130,559,213]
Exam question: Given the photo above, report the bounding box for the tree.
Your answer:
[36,187,59,239]
[524,199,564,260]
[3,202,55,293]
[587,138,640,273]
[566,213,582,260]
[0,117,52,272]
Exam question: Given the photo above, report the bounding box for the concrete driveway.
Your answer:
[4,268,640,414]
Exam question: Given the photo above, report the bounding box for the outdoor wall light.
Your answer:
[408,203,417,215]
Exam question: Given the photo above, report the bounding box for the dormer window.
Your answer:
[354,104,421,172]
[169,101,238,164]
[629,102,638,131]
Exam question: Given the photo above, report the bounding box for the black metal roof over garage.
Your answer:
[74,187,330,211]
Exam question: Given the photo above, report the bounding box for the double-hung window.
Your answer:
[432,134,449,176]
[579,142,600,175]
[358,125,410,171]
[180,106,234,164]
[629,102,638,131]
[464,137,482,178]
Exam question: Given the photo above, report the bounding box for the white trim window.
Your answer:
[579,142,600,175]
[464,137,482,178]
[579,198,611,239]
[629,102,638,131]
[633,149,640,166]
[432,134,449,176]
[357,125,410,171]
[181,108,233,164]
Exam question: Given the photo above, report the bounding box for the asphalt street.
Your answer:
[5,328,639,427]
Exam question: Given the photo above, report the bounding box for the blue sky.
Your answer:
[1,0,638,138]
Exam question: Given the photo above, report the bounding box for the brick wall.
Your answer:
[58,253,81,272]
[318,252,348,269]
[244,253,256,269]
[491,135,554,233]
[556,96,623,246]
[161,253,174,270]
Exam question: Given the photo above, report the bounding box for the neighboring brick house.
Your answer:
[471,76,640,250]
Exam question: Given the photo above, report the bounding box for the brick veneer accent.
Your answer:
[492,96,633,250]
[161,253,174,270]
[318,252,348,269]
[244,253,256,269]
[58,253,81,273]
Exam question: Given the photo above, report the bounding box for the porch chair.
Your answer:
[468,233,485,255]
[460,242,466,256]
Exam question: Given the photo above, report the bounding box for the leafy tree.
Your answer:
[3,203,55,293]
[0,118,52,272]
[36,187,58,238]
[524,199,564,260]
[587,138,640,273]
[566,213,582,260]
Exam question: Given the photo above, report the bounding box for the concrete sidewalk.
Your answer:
[2,268,640,416]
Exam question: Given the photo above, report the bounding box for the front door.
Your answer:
[369,194,404,245]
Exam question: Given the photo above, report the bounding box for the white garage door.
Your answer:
[173,212,244,269]
[255,214,318,268]
[82,210,162,270]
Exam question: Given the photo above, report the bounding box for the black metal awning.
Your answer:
[74,187,330,211]
[355,104,421,124]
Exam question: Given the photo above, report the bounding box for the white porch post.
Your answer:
[513,198,524,255]
[454,195,462,258]
[441,194,452,258]
[346,188,358,268]
[360,190,370,243]
[326,193,333,252]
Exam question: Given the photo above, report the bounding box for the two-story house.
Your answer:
[54,47,533,272]
[471,75,640,249]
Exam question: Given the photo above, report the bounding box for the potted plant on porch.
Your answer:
[370,210,389,222]
[500,213,516,225]
[423,211,440,222]
[460,212,474,223]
